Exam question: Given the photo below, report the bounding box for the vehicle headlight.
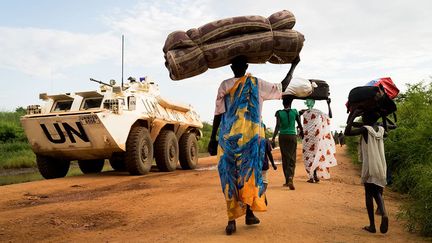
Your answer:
[26,105,41,115]
[103,99,120,114]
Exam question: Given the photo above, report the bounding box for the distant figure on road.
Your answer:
[272,96,304,190]
[263,135,277,193]
[345,110,389,234]
[338,131,345,147]
[208,55,300,235]
[333,130,339,145]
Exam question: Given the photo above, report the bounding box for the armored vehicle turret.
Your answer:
[21,77,203,179]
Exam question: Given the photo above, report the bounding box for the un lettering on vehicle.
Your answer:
[39,121,90,145]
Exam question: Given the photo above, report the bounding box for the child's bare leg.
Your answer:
[372,186,388,233]
[364,183,377,233]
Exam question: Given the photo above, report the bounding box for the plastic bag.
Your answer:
[283,77,314,97]
[365,77,399,99]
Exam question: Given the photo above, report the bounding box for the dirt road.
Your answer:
[0,147,425,242]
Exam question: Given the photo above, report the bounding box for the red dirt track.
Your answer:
[0,147,426,242]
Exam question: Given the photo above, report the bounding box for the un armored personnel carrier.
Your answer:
[21,77,203,179]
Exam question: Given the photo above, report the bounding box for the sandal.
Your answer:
[363,226,376,233]
[313,171,320,183]
[288,183,295,190]
[225,220,236,235]
[245,215,260,225]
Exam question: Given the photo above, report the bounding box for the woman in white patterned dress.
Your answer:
[300,99,337,183]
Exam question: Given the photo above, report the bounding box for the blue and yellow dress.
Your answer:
[217,74,267,220]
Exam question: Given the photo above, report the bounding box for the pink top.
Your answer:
[214,76,282,115]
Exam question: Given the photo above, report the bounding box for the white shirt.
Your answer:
[360,126,387,187]
[214,77,282,115]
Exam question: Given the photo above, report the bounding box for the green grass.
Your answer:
[0,109,34,169]
[344,136,361,165]
[0,141,36,169]
[198,122,212,153]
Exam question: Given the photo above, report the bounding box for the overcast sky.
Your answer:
[0,0,431,130]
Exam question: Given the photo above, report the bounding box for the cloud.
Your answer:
[102,0,217,68]
[0,0,216,80]
[0,27,119,79]
[0,0,431,129]
[98,0,432,129]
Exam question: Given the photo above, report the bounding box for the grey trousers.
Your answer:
[279,134,297,184]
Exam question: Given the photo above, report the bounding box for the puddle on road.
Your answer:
[195,165,217,171]
[195,160,282,171]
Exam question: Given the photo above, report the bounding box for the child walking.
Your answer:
[263,136,277,192]
[344,110,389,234]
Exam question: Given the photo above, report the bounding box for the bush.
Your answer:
[0,111,27,142]
[0,141,35,169]
[397,163,432,235]
[198,122,212,153]
[385,81,432,236]
[345,136,361,165]
[0,123,18,142]
[0,110,35,169]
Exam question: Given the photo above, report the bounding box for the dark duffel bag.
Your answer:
[296,79,330,100]
[347,85,396,114]
[346,85,397,127]
[309,79,330,100]
[347,86,381,111]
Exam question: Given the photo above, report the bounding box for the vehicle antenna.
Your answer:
[121,34,124,90]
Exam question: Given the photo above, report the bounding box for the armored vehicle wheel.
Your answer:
[179,133,198,169]
[125,126,153,175]
[109,153,126,171]
[78,159,105,174]
[36,155,70,179]
[155,130,179,172]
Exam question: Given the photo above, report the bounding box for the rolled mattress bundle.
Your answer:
[163,10,305,80]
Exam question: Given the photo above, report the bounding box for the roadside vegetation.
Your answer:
[0,108,35,169]
[345,80,432,236]
[198,122,212,153]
